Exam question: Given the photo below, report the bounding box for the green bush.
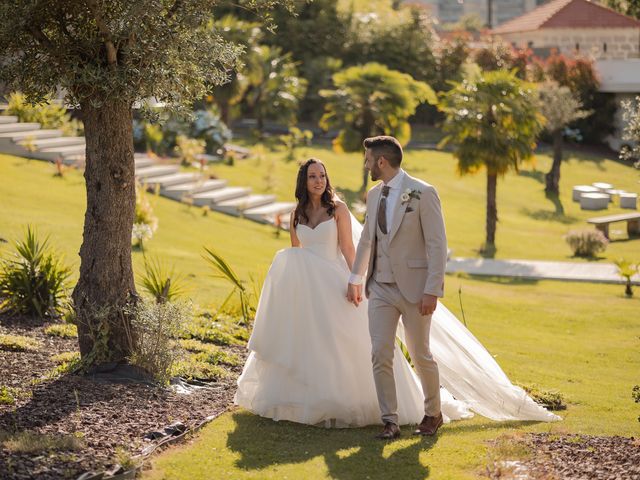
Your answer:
[125,300,190,384]
[5,92,82,136]
[0,226,71,318]
[565,229,608,257]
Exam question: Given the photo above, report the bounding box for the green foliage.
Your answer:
[279,126,313,162]
[565,230,609,258]
[633,385,640,421]
[4,92,82,136]
[241,45,307,132]
[0,386,30,405]
[179,314,248,346]
[0,227,71,318]
[320,62,436,152]
[171,358,230,381]
[203,247,255,324]
[50,351,81,364]
[133,184,158,249]
[619,95,640,167]
[139,255,188,304]
[614,258,639,297]
[538,81,591,133]
[125,299,191,384]
[605,0,640,19]
[0,430,84,454]
[143,123,164,154]
[519,383,567,411]
[44,323,78,338]
[175,135,206,167]
[0,333,40,352]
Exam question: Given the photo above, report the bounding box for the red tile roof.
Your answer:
[491,0,640,34]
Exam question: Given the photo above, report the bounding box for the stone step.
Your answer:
[61,154,85,166]
[39,143,86,155]
[0,129,63,141]
[144,172,202,188]
[191,186,251,206]
[26,136,85,149]
[213,194,276,215]
[134,156,155,169]
[135,165,180,181]
[0,116,19,124]
[161,179,228,200]
[244,201,296,223]
[0,122,41,133]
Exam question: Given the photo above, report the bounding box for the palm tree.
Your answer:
[319,62,436,192]
[538,81,591,195]
[241,45,307,135]
[439,68,544,254]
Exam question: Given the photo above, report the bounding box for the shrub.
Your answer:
[565,229,608,257]
[138,255,187,304]
[5,92,82,136]
[614,258,639,297]
[0,386,30,405]
[125,300,190,384]
[0,430,84,453]
[0,227,72,318]
[520,383,566,411]
[174,135,205,167]
[132,184,158,249]
[44,323,77,338]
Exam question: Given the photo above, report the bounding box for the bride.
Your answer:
[235,158,560,429]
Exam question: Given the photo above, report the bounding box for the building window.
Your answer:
[575,42,580,52]
[528,40,534,48]
[603,42,607,53]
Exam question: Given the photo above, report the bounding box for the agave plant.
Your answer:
[203,247,255,324]
[0,226,71,318]
[614,258,639,297]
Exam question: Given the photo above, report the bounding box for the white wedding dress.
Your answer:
[235,217,560,427]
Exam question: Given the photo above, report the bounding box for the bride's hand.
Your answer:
[347,283,362,307]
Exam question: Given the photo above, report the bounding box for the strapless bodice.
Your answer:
[296,218,340,261]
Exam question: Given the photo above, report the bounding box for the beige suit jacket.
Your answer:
[352,172,447,304]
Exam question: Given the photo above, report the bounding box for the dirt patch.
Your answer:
[0,315,245,480]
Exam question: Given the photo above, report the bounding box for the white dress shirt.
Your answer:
[349,169,406,285]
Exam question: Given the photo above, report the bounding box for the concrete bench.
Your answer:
[587,212,640,239]
[572,185,600,202]
[580,193,609,210]
[620,193,637,210]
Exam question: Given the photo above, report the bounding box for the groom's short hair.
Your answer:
[363,136,403,167]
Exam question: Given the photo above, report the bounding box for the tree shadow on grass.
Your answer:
[518,170,545,184]
[520,192,578,225]
[226,411,434,479]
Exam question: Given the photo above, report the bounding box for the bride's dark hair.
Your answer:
[293,158,336,228]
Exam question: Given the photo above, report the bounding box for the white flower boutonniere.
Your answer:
[401,188,421,205]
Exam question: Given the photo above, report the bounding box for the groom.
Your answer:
[347,136,448,440]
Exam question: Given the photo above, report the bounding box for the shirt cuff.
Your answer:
[348,273,363,285]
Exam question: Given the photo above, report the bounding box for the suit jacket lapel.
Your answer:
[388,175,411,242]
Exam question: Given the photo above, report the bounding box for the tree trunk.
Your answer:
[72,100,137,366]
[545,129,563,194]
[486,171,498,248]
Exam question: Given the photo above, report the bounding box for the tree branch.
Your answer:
[86,0,118,67]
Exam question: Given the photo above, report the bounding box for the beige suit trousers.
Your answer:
[368,279,441,425]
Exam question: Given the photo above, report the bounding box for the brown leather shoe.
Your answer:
[413,413,443,436]
[375,422,401,440]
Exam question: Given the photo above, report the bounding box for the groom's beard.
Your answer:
[370,165,381,181]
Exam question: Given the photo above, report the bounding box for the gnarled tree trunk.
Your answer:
[72,99,138,366]
[486,171,498,248]
[545,129,563,195]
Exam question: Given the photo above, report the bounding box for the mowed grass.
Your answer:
[0,154,289,305]
[145,276,640,480]
[212,142,640,262]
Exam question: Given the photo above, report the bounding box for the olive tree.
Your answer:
[0,0,290,367]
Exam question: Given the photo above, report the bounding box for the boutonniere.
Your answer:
[400,188,421,205]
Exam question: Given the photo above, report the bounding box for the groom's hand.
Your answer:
[347,283,362,307]
[419,294,437,316]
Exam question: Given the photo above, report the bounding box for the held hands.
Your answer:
[419,294,437,316]
[347,283,363,307]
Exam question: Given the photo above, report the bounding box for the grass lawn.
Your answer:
[1,151,638,478]
[145,276,640,479]
[212,142,640,262]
